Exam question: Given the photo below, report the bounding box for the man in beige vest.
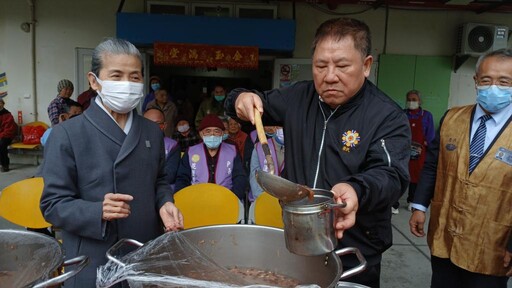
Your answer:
[409,48,512,287]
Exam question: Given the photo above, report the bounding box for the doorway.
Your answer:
[147,55,274,120]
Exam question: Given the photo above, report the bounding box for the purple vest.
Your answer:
[250,130,258,143]
[164,137,178,158]
[188,142,236,189]
[255,139,284,175]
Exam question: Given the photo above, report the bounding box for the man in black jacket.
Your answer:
[225,18,410,287]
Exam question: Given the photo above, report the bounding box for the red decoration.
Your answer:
[154,42,259,70]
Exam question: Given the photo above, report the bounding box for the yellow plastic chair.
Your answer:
[248,192,284,228]
[174,183,244,229]
[10,121,50,149]
[0,177,51,228]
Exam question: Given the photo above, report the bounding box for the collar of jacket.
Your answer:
[318,79,368,117]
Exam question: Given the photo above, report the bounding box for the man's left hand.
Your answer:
[331,183,359,239]
[504,250,512,276]
[159,202,184,232]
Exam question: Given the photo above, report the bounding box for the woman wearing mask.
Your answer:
[40,38,183,287]
[141,75,161,112]
[392,90,435,214]
[174,114,248,201]
[173,117,201,153]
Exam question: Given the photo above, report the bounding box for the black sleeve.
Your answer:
[243,137,254,174]
[342,108,411,211]
[173,152,192,195]
[413,112,448,208]
[165,146,181,185]
[225,82,313,126]
[231,154,248,201]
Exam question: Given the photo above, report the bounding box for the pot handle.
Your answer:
[335,247,367,280]
[106,238,144,266]
[32,255,89,288]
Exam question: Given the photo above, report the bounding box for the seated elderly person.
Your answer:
[41,102,83,146]
[174,114,247,200]
[143,108,180,188]
[249,126,285,201]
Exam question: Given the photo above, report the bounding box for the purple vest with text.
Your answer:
[164,137,178,157]
[188,142,236,189]
[255,139,283,175]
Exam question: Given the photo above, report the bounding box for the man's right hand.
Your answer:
[409,210,426,237]
[234,92,264,124]
[102,193,133,221]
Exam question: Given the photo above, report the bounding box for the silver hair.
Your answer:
[406,89,421,99]
[91,38,143,76]
[475,48,512,74]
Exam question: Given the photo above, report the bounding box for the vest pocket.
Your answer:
[480,220,511,247]
[477,220,511,275]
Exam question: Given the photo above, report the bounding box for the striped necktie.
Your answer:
[468,114,492,173]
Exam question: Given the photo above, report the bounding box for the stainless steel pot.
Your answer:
[282,189,345,256]
[0,229,88,288]
[107,225,366,287]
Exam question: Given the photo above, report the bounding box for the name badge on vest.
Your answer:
[495,147,512,166]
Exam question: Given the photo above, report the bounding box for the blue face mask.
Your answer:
[222,133,229,141]
[203,135,223,149]
[274,128,284,145]
[476,85,512,113]
[214,95,225,102]
[151,83,160,91]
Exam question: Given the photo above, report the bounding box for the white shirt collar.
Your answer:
[475,102,512,126]
[94,96,133,135]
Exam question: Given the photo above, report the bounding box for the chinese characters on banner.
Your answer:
[154,42,259,70]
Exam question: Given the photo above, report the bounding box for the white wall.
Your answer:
[289,3,512,108]
[1,0,511,124]
[0,1,33,121]
[0,0,141,124]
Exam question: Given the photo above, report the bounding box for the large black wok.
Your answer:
[0,229,88,288]
[106,225,366,287]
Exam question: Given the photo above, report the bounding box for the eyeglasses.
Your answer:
[476,78,512,89]
[202,128,223,136]
[477,85,512,90]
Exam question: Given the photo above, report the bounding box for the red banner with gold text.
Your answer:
[154,42,259,70]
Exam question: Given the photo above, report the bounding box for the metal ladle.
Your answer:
[255,170,315,202]
[253,108,314,203]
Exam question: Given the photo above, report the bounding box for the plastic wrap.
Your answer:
[97,231,320,288]
[0,229,62,287]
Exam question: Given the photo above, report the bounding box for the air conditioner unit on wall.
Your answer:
[456,23,509,56]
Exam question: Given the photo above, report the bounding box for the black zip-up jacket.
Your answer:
[226,79,411,267]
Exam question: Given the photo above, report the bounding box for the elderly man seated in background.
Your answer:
[143,107,180,188]
[249,126,285,201]
[227,117,253,173]
[0,98,17,172]
[174,114,247,200]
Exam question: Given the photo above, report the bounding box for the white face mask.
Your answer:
[406,101,420,110]
[177,124,190,133]
[94,74,144,114]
